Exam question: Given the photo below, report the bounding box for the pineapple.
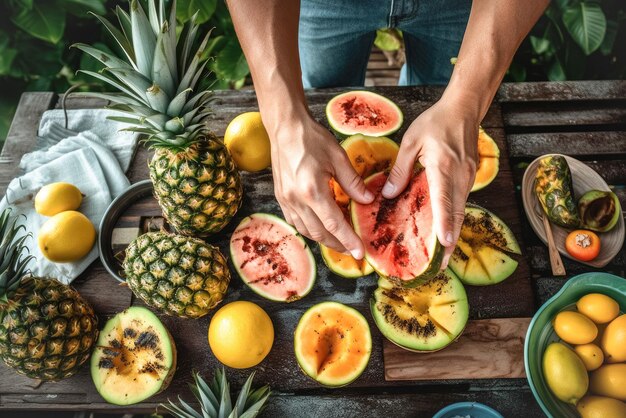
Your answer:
[0,209,98,381]
[74,0,242,236]
[123,232,230,318]
[162,368,271,418]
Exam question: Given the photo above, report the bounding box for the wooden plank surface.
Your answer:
[384,318,530,381]
[1,81,625,416]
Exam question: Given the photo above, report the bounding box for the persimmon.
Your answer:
[565,230,601,262]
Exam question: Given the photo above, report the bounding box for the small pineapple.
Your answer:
[74,0,242,236]
[0,209,98,381]
[162,368,271,418]
[123,232,230,318]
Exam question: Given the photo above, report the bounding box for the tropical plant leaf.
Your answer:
[177,0,217,24]
[562,1,607,55]
[547,56,567,81]
[530,35,552,55]
[59,0,106,17]
[212,39,249,82]
[600,19,618,56]
[11,2,66,44]
[374,29,402,51]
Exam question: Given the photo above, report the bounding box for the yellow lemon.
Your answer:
[601,314,626,363]
[224,112,271,172]
[574,343,604,371]
[543,342,589,405]
[35,182,83,216]
[38,211,96,262]
[577,293,620,324]
[577,395,626,418]
[590,363,626,401]
[554,311,598,345]
[208,301,274,369]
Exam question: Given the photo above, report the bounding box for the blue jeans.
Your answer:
[299,0,471,87]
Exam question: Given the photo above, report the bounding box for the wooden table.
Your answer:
[0,81,624,417]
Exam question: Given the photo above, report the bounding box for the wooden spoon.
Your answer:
[536,200,566,276]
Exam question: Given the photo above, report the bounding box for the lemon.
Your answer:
[38,211,96,262]
[577,293,620,324]
[577,395,626,418]
[574,343,604,371]
[554,311,598,345]
[590,363,626,401]
[543,342,589,405]
[35,182,83,216]
[224,112,271,172]
[208,301,274,369]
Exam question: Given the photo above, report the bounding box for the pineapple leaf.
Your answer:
[153,25,177,98]
[146,84,169,113]
[148,0,162,35]
[130,0,157,78]
[70,92,146,108]
[162,396,201,418]
[107,115,145,125]
[89,12,136,68]
[167,88,192,117]
[190,370,219,417]
[108,103,159,118]
[115,6,133,47]
[178,11,200,74]
[233,371,255,416]
[104,67,152,101]
[71,43,133,70]
[77,70,149,106]
[188,59,210,93]
[216,368,232,418]
[177,29,212,95]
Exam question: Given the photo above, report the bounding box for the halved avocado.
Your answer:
[578,190,621,232]
[91,306,176,405]
[370,269,469,352]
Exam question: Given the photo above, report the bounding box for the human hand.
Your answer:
[265,111,374,259]
[381,96,480,268]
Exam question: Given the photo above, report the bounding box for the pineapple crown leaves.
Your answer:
[71,0,216,152]
[161,368,271,418]
[0,208,34,302]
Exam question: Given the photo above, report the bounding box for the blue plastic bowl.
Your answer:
[432,402,503,418]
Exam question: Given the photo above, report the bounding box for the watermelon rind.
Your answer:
[326,91,403,139]
[294,301,372,387]
[370,269,469,352]
[230,213,316,302]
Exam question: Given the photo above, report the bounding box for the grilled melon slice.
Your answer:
[91,307,176,405]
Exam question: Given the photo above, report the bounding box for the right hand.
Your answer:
[264,111,374,259]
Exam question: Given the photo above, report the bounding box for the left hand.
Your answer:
[382,95,480,268]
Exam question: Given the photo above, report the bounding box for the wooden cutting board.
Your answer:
[384,317,530,381]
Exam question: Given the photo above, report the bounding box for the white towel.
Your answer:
[0,109,139,284]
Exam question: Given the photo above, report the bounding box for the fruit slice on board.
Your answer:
[471,128,500,192]
[330,134,399,207]
[370,269,469,352]
[91,306,176,406]
[448,204,521,286]
[351,169,443,287]
[326,91,403,139]
[230,213,316,302]
[320,244,374,278]
[294,301,372,387]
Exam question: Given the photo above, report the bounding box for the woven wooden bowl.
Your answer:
[521,154,625,268]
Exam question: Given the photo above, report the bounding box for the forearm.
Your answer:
[445,0,549,120]
[226,0,306,133]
